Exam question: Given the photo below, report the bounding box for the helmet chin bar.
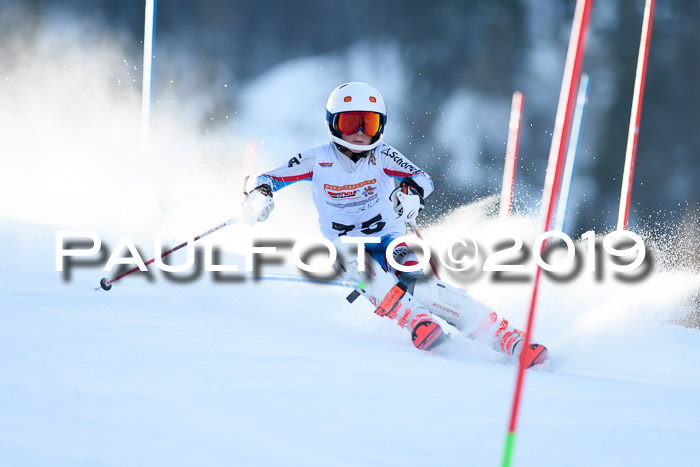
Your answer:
[330,134,382,152]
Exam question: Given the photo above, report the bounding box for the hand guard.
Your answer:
[242,184,274,224]
[389,177,425,223]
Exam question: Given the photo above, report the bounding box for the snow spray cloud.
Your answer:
[0,6,409,242]
[0,5,245,239]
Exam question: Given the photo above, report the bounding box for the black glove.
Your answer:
[242,184,274,223]
[252,184,272,197]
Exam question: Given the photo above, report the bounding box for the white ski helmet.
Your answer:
[325,82,387,152]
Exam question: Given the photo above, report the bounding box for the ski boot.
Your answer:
[473,311,549,368]
[373,282,448,351]
[411,278,548,367]
[334,241,447,351]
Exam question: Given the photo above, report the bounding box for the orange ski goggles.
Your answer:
[334,111,384,136]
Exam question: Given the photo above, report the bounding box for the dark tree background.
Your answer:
[4,0,699,236]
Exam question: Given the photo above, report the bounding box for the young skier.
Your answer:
[241,82,548,367]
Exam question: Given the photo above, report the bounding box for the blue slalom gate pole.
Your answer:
[141,0,157,153]
[554,72,590,233]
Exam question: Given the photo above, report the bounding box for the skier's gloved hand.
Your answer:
[242,184,274,224]
[390,177,425,223]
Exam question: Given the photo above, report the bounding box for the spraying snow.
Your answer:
[1,10,699,467]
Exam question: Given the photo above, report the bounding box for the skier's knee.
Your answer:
[397,270,424,293]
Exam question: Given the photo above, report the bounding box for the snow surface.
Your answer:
[2,13,700,466]
[2,212,700,467]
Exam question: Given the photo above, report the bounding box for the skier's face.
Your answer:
[340,128,372,153]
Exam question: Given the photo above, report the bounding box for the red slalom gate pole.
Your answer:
[501,0,594,465]
[617,0,655,231]
[500,90,524,218]
[95,216,239,291]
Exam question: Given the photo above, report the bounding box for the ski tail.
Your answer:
[411,320,447,351]
[519,343,549,368]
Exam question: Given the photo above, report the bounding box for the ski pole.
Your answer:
[408,220,441,280]
[95,216,239,291]
[253,273,353,288]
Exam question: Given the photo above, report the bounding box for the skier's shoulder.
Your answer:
[295,141,340,162]
[376,141,403,159]
[306,141,339,155]
[377,142,420,173]
[279,143,330,171]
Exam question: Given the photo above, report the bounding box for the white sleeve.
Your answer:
[379,144,434,198]
[254,151,316,192]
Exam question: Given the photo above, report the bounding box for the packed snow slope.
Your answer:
[1,205,699,467]
[2,14,699,466]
